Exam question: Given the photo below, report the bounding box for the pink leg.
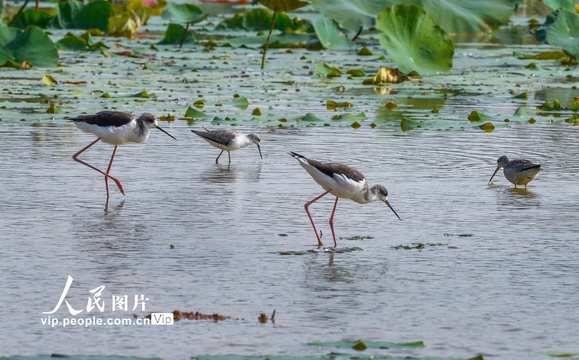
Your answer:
[73,139,125,196]
[104,145,119,200]
[329,197,339,247]
[304,189,332,247]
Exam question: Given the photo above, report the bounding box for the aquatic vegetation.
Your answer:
[0,26,58,68]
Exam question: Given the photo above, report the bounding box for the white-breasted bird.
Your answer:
[191,127,262,164]
[290,151,400,247]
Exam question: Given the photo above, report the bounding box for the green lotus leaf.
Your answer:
[315,62,343,77]
[74,0,115,31]
[312,16,353,50]
[310,0,386,32]
[542,9,579,59]
[0,26,59,68]
[158,23,197,45]
[377,4,454,74]
[540,0,576,11]
[185,107,210,118]
[258,0,310,13]
[107,11,142,38]
[417,0,516,33]
[161,4,207,24]
[216,8,306,32]
[50,0,82,29]
[11,9,55,29]
[224,33,312,48]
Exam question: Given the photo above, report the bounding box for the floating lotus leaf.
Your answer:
[185,107,210,118]
[56,33,107,51]
[161,4,207,24]
[0,26,58,68]
[377,4,454,74]
[314,62,342,77]
[224,33,313,48]
[42,75,58,86]
[308,339,425,349]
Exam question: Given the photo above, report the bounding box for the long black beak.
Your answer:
[488,166,500,184]
[156,125,177,140]
[257,144,263,159]
[385,200,401,220]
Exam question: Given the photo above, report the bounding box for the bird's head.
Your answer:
[248,133,263,159]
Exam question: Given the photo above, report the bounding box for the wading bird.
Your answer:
[489,155,541,189]
[290,151,401,247]
[191,127,262,164]
[71,111,176,199]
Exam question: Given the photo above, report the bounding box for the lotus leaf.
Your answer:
[216,8,296,31]
[0,26,58,68]
[377,4,454,74]
[542,9,579,59]
[541,0,576,11]
[258,0,310,13]
[414,0,516,33]
[161,4,207,24]
[11,9,55,29]
[158,23,197,45]
[311,16,353,50]
[310,0,385,32]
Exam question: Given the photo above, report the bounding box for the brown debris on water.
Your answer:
[145,310,235,322]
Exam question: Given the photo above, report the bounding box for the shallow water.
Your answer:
[1,120,578,359]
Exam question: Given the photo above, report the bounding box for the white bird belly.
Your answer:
[301,163,366,201]
[76,122,147,145]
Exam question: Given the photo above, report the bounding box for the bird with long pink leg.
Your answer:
[71,111,176,201]
[290,151,401,248]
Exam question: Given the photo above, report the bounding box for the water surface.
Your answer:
[1,121,578,359]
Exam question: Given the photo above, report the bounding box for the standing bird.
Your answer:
[289,151,401,247]
[191,127,262,164]
[71,111,176,199]
[488,155,541,189]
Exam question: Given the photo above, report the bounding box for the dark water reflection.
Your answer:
[1,122,579,359]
